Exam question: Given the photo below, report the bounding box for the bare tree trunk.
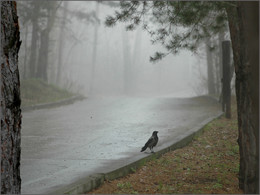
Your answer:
[56,1,68,85]
[132,27,142,93]
[36,28,49,81]
[36,2,57,82]
[214,30,225,96]
[122,28,132,94]
[89,1,100,94]
[205,38,216,95]
[28,1,39,78]
[218,30,225,102]
[222,41,231,118]
[23,25,28,79]
[226,2,259,193]
[237,2,259,193]
[1,1,22,193]
[132,28,142,65]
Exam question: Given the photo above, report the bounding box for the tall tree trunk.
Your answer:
[122,28,132,94]
[132,27,142,93]
[206,38,216,95]
[36,28,49,81]
[218,30,225,102]
[23,25,28,79]
[215,30,225,96]
[36,1,57,82]
[132,27,142,66]
[1,1,22,193]
[222,41,231,118]
[28,1,39,78]
[89,1,100,94]
[56,1,68,85]
[226,2,259,193]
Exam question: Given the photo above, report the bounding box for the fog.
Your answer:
[18,1,208,98]
[17,2,223,194]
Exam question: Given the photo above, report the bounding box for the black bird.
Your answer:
[140,131,159,153]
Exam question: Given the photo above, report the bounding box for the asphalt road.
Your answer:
[21,95,221,194]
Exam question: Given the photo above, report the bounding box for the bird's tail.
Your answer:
[140,145,147,152]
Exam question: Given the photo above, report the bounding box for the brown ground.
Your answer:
[88,97,243,194]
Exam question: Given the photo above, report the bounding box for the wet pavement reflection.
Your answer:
[21,96,221,194]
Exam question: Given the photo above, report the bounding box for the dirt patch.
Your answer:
[88,97,242,194]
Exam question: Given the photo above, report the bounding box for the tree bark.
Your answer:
[226,2,259,193]
[1,1,22,193]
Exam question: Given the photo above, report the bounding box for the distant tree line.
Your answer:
[17,1,99,85]
[107,1,234,98]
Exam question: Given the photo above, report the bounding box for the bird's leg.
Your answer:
[151,148,154,153]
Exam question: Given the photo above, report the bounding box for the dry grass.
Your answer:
[89,97,242,194]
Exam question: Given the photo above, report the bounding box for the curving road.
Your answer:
[21,95,221,194]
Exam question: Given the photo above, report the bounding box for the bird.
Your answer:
[140,131,159,153]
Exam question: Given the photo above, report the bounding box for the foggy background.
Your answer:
[16,2,237,193]
[17,1,210,98]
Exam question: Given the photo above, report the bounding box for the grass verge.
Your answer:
[20,78,75,107]
[88,97,242,194]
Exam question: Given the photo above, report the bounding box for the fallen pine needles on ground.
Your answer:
[88,97,242,194]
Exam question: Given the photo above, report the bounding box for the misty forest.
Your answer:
[17,1,220,97]
[1,1,258,194]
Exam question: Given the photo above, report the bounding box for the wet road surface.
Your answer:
[21,96,221,194]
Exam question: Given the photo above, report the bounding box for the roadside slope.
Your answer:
[20,79,85,111]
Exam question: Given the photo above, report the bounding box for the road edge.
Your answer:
[21,95,86,112]
[50,111,223,194]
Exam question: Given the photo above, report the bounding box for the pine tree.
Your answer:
[105,1,259,193]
